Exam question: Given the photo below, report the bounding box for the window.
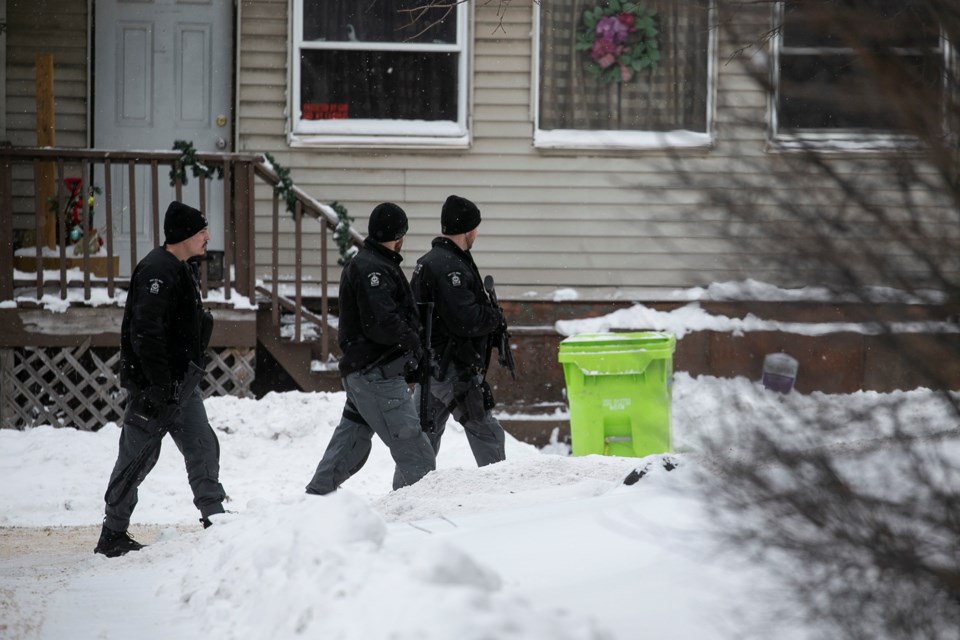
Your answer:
[773,0,953,148]
[291,0,469,147]
[535,0,714,150]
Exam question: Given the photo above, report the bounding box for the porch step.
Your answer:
[256,307,341,393]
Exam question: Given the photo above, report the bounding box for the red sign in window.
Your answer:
[303,103,349,120]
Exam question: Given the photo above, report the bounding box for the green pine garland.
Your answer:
[167,143,355,263]
[263,152,298,217]
[264,153,356,266]
[170,140,224,186]
[167,147,357,265]
[330,201,357,266]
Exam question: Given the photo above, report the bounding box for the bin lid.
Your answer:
[559,332,675,350]
[557,332,676,375]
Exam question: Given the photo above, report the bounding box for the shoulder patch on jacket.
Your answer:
[148,278,164,295]
[447,271,463,287]
[367,272,382,288]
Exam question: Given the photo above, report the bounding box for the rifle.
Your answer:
[105,361,206,507]
[483,275,517,380]
[417,301,438,432]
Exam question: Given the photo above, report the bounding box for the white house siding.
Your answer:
[236,1,952,295]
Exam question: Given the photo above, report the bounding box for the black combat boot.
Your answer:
[200,509,236,529]
[94,524,145,557]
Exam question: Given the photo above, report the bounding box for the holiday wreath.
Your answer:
[576,0,659,84]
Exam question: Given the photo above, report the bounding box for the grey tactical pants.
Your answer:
[103,388,226,531]
[416,365,506,467]
[306,368,436,495]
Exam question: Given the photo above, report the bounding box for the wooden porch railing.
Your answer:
[0,147,363,364]
[252,160,364,362]
[0,147,257,301]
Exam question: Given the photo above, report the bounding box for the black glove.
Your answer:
[453,372,486,422]
[481,380,496,410]
[495,309,508,334]
[404,346,425,383]
[413,345,425,368]
[200,309,214,350]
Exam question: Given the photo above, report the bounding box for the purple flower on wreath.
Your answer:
[595,15,629,45]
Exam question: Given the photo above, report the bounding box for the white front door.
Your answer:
[94,0,233,273]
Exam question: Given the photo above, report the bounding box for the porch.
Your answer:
[0,146,359,431]
[3,147,959,446]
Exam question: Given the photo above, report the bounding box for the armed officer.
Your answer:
[305,203,436,495]
[411,195,507,466]
[96,201,226,557]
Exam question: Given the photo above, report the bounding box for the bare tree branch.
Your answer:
[672,2,960,637]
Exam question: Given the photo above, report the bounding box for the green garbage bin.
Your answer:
[558,332,676,458]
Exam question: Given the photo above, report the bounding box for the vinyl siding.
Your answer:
[4,0,89,233]
[237,1,958,293]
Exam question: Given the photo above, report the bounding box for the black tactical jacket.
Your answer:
[337,238,421,375]
[120,248,207,389]
[411,237,501,370]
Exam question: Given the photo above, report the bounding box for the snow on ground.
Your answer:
[3,278,958,638]
[3,373,958,640]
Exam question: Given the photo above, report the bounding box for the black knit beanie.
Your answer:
[441,195,481,235]
[163,201,208,245]
[368,202,409,242]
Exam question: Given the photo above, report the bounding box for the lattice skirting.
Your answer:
[0,344,255,431]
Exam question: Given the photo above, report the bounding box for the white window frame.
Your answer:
[769,1,955,152]
[532,1,716,151]
[288,0,471,149]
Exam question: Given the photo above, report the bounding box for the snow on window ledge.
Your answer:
[289,118,470,149]
[534,129,713,151]
[288,132,471,150]
[769,132,925,154]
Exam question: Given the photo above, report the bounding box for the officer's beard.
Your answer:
[394,237,404,253]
